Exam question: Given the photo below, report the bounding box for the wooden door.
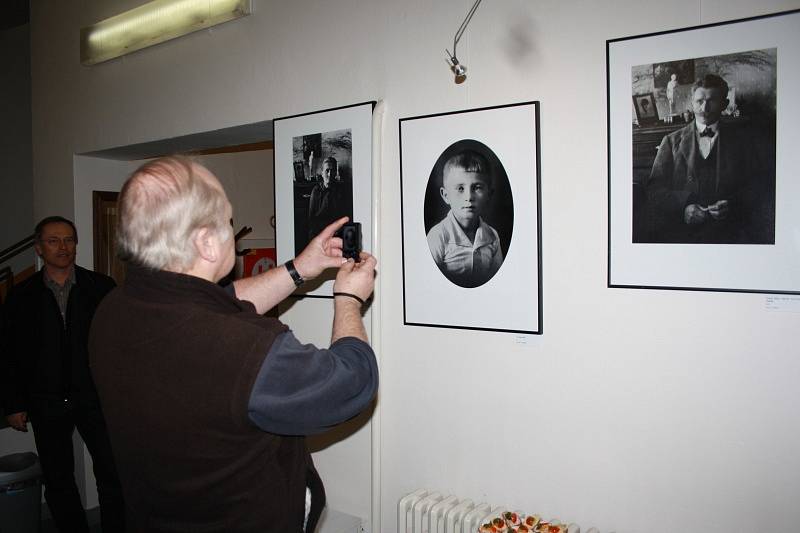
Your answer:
[93,191,126,284]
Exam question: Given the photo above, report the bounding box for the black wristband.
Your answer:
[285,260,304,287]
[333,292,365,305]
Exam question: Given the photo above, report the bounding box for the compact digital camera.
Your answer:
[336,222,362,262]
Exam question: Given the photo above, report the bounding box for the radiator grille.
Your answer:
[397,488,606,533]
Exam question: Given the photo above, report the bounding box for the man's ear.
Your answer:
[193,227,218,263]
[34,243,43,257]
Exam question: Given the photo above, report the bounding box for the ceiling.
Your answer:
[81,120,275,161]
[3,0,274,161]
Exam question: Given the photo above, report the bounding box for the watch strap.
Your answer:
[285,259,304,287]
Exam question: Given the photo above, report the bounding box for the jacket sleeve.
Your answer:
[247,331,378,435]
[646,133,694,223]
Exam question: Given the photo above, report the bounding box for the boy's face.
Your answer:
[440,167,491,229]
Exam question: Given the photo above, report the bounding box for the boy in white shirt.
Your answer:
[426,149,503,288]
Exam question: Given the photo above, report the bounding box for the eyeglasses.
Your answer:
[42,237,77,247]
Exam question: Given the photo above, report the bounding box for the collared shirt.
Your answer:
[43,267,76,324]
[695,120,719,159]
[426,210,503,288]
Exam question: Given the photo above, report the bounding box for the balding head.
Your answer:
[117,156,233,272]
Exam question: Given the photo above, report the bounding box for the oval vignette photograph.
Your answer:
[423,139,514,288]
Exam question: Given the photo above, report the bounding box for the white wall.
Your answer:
[199,150,275,243]
[28,1,800,532]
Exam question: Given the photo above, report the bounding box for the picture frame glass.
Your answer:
[608,10,800,294]
[401,102,542,334]
[274,102,374,297]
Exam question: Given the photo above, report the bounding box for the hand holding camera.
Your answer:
[335,222,363,262]
[334,251,377,305]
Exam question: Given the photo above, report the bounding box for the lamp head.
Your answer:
[446,51,468,84]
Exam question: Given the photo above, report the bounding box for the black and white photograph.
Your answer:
[608,9,800,294]
[633,49,776,245]
[274,101,374,297]
[423,139,513,289]
[291,128,354,255]
[633,92,659,125]
[400,102,542,333]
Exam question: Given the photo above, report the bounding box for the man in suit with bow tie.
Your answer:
[644,73,775,244]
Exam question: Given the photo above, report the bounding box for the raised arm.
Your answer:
[247,251,379,436]
[232,217,349,314]
[331,252,377,343]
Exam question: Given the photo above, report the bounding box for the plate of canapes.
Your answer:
[479,511,571,533]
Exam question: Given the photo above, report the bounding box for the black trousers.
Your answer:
[30,398,124,533]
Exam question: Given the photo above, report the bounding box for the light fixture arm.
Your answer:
[449,0,484,62]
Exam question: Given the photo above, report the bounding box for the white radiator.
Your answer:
[398,489,607,533]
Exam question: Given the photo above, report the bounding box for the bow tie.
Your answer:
[699,128,716,138]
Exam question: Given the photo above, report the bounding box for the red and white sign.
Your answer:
[242,248,277,277]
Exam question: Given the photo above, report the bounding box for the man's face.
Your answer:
[692,86,728,126]
[322,162,336,187]
[440,168,491,229]
[35,222,77,271]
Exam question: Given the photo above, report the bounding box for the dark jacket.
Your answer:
[308,180,351,238]
[1,265,115,415]
[88,266,324,533]
[645,120,775,243]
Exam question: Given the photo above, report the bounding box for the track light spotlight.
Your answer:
[444,0,483,84]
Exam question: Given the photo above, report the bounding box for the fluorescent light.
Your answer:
[80,0,252,66]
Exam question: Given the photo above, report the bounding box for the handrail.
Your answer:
[0,233,35,266]
[1,265,14,304]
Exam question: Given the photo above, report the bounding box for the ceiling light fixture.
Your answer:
[445,0,484,84]
[80,0,252,66]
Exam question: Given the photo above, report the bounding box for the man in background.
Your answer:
[89,156,378,532]
[1,216,124,533]
[644,73,775,243]
[308,156,351,239]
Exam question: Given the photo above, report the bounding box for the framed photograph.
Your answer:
[400,102,542,334]
[607,9,800,294]
[633,92,659,125]
[273,101,375,297]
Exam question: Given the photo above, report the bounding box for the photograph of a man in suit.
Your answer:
[644,73,775,244]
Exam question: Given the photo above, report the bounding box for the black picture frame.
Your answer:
[607,9,800,295]
[400,102,543,334]
[633,92,658,125]
[273,101,376,298]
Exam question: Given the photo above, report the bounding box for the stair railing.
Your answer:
[0,233,36,303]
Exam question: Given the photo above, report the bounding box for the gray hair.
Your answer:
[116,155,232,271]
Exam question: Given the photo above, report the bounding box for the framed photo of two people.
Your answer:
[608,9,800,295]
[273,101,375,297]
[400,102,542,334]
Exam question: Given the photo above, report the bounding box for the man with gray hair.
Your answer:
[89,156,378,532]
